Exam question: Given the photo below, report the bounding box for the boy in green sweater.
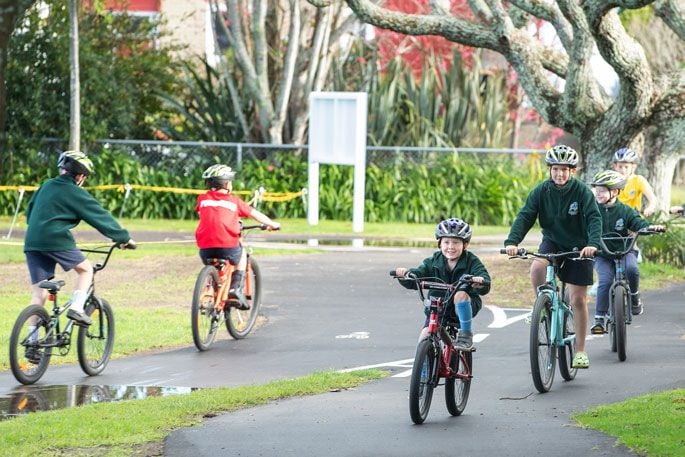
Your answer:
[504,145,601,369]
[24,151,135,331]
[394,218,490,350]
[589,170,665,333]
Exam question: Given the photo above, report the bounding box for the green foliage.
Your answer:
[157,59,246,142]
[332,42,512,148]
[639,216,685,268]
[3,0,183,181]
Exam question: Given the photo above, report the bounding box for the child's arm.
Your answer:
[640,176,658,217]
[248,208,281,230]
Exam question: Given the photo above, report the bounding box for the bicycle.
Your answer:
[390,271,489,424]
[501,248,587,393]
[597,228,664,361]
[191,224,273,350]
[9,243,134,385]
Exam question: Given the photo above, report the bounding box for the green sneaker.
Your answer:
[572,351,590,369]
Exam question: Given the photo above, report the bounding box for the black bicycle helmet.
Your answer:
[545,145,579,167]
[612,147,639,164]
[57,150,94,176]
[202,164,236,189]
[435,218,472,243]
[591,170,626,190]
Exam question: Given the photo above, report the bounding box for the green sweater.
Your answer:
[504,177,602,251]
[401,250,491,315]
[24,174,130,252]
[598,200,650,258]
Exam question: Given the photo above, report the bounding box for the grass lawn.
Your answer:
[574,388,685,457]
[0,369,386,456]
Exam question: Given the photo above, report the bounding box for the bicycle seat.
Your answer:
[39,279,66,291]
[203,258,228,268]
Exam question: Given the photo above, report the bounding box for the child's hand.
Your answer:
[504,245,519,256]
[579,246,597,258]
[670,206,684,215]
[648,224,666,233]
[267,222,281,231]
[395,267,409,278]
[643,207,656,217]
[471,276,486,288]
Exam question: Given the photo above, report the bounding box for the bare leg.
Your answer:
[530,258,547,295]
[568,284,589,353]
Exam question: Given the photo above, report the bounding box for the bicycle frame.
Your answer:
[423,296,470,384]
[538,264,574,349]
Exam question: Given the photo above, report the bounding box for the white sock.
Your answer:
[28,325,38,343]
[70,290,88,313]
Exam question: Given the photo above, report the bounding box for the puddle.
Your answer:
[268,238,437,248]
[0,384,197,420]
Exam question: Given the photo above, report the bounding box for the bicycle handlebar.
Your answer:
[499,248,590,262]
[598,227,664,258]
[81,242,136,272]
[241,224,281,232]
[389,271,491,289]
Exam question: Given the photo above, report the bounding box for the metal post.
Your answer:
[6,188,26,240]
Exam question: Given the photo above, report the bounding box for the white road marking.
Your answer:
[340,358,414,372]
[335,332,370,339]
[485,305,531,328]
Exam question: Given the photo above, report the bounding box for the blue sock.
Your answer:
[456,301,472,333]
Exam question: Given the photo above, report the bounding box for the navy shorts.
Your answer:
[199,246,243,266]
[539,239,594,286]
[25,250,87,284]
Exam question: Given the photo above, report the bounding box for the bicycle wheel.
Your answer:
[191,265,221,351]
[557,308,578,381]
[530,294,556,393]
[77,296,115,376]
[612,284,629,361]
[445,349,472,416]
[9,305,53,385]
[226,257,261,339]
[409,338,437,424]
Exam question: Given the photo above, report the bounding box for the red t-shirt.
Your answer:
[195,191,253,248]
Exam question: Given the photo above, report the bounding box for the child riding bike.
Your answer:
[589,170,665,333]
[23,150,135,335]
[612,148,658,217]
[504,145,602,369]
[195,164,280,309]
[393,218,490,350]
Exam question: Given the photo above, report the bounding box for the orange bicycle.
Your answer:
[191,224,270,350]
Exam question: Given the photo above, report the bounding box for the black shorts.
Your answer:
[199,246,243,266]
[539,239,594,286]
[25,249,86,284]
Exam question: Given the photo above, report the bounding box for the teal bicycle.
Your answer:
[502,248,586,393]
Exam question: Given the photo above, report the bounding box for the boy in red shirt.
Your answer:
[195,164,280,308]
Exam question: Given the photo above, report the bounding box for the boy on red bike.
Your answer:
[589,170,665,333]
[394,218,490,351]
[195,164,280,309]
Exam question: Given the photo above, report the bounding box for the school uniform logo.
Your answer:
[568,202,579,216]
[614,218,625,231]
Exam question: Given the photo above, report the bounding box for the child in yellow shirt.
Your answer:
[612,148,658,217]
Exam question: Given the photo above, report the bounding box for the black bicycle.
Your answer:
[9,243,135,385]
[597,228,664,361]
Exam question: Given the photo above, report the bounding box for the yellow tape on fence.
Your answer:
[1,184,304,202]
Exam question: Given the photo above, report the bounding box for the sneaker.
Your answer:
[588,282,598,297]
[590,317,606,334]
[24,346,42,364]
[67,309,92,327]
[227,289,250,310]
[454,331,473,351]
[631,295,643,316]
[572,351,590,369]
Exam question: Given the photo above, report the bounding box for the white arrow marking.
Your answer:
[486,305,531,328]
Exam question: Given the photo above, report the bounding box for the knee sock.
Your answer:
[456,301,472,333]
[70,290,88,313]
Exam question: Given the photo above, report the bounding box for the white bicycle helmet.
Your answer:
[202,164,236,188]
[435,218,472,243]
[58,150,94,176]
[545,145,579,167]
[612,147,639,164]
[591,170,626,190]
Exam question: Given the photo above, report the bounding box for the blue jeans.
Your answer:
[594,250,639,316]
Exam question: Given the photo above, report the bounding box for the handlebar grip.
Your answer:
[389,270,398,277]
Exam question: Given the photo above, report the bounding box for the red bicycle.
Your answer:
[391,272,489,424]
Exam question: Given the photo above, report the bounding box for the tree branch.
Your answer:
[509,0,573,49]
[654,0,685,41]
[271,0,300,143]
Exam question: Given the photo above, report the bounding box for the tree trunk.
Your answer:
[69,0,80,151]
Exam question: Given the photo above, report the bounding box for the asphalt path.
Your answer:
[1,245,683,456]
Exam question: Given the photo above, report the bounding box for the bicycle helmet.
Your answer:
[591,170,626,190]
[435,218,472,243]
[202,164,235,189]
[57,150,94,176]
[612,147,639,163]
[545,145,579,167]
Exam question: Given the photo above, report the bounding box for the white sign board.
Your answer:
[308,92,368,232]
